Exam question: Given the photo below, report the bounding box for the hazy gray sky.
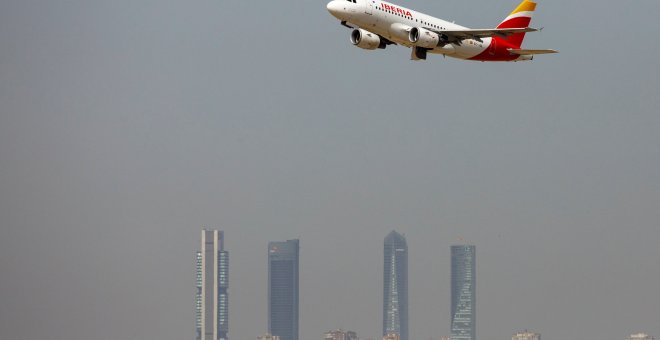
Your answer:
[1,0,659,340]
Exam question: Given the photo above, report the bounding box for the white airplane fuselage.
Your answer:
[327,0,553,61]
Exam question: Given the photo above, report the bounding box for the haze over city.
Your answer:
[1,0,659,340]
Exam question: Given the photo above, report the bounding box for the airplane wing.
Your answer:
[508,48,559,55]
[426,27,537,43]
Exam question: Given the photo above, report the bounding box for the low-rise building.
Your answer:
[259,333,281,340]
[512,330,540,340]
[383,333,399,340]
[324,329,358,340]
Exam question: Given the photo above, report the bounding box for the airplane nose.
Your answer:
[326,1,342,17]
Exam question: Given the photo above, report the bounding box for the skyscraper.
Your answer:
[383,231,408,340]
[196,229,229,340]
[268,239,299,340]
[450,245,475,340]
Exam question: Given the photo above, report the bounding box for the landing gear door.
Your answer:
[365,0,373,14]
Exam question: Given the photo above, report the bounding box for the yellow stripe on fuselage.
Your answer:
[510,0,536,15]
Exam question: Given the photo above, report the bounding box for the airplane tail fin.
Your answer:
[496,0,536,48]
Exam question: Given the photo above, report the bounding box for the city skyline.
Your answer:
[198,231,656,340]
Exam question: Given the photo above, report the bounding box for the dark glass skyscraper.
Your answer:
[268,239,299,340]
[451,245,475,340]
[196,229,229,340]
[383,231,408,340]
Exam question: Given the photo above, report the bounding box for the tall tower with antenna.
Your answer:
[383,231,408,340]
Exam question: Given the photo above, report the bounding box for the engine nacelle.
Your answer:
[350,29,382,50]
[409,27,442,48]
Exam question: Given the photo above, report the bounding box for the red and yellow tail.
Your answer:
[497,0,536,48]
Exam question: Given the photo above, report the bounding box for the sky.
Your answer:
[1,0,659,340]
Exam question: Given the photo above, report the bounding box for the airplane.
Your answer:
[326,0,557,61]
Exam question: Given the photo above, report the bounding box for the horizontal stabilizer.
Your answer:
[508,48,558,55]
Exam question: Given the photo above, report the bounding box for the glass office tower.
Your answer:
[196,229,229,340]
[451,245,475,340]
[383,231,408,340]
[268,239,299,340]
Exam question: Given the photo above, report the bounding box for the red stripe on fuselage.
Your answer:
[468,37,519,61]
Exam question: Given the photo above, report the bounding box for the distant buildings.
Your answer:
[450,245,476,340]
[195,229,229,340]
[627,334,654,340]
[324,329,358,340]
[259,333,281,340]
[512,331,540,340]
[268,239,300,340]
[383,231,409,340]
[190,231,588,340]
[383,333,400,340]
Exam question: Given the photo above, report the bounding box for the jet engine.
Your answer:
[408,27,447,48]
[350,29,384,50]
